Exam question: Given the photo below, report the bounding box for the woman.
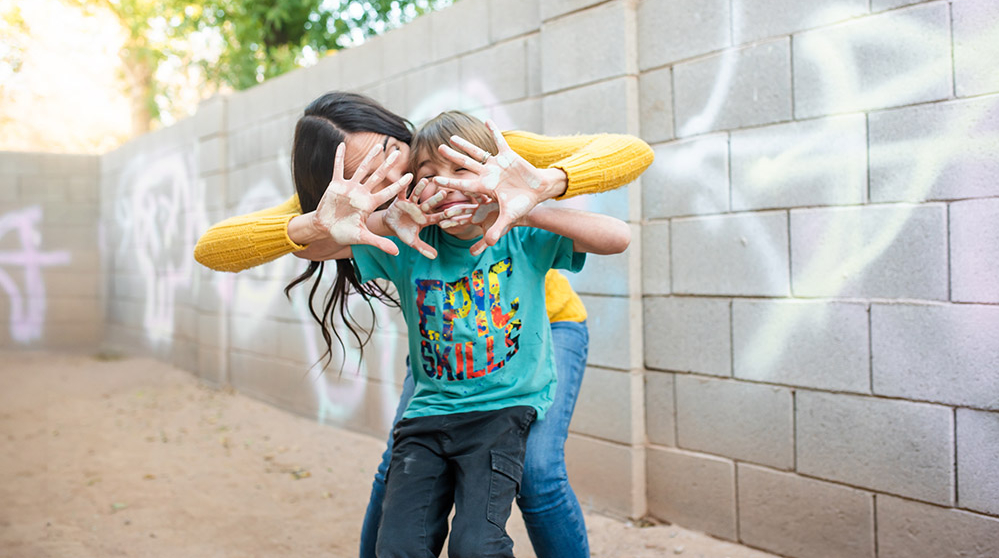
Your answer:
[193,92,653,558]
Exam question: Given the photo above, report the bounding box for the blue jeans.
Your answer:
[359,320,590,558]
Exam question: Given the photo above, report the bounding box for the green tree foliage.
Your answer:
[64,0,453,130]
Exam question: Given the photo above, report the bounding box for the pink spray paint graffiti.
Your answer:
[0,206,71,343]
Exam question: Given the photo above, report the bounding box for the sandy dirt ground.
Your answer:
[0,351,780,558]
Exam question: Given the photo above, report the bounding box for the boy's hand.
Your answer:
[314,142,412,256]
[383,178,453,259]
[433,119,565,254]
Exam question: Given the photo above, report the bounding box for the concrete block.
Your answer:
[872,303,999,410]
[951,198,999,303]
[338,34,385,89]
[428,0,490,62]
[645,370,675,446]
[0,152,42,175]
[571,367,638,444]
[228,351,321,421]
[877,494,999,558]
[525,33,542,97]
[644,297,730,376]
[488,0,540,42]
[796,391,954,505]
[870,96,999,202]
[570,249,630,296]
[565,434,643,517]
[642,134,729,219]
[646,447,736,540]
[733,0,867,44]
[197,136,225,176]
[733,300,870,392]
[793,3,952,118]
[641,222,670,295]
[40,153,98,176]
[196,344,227,386]
[0,321,103,350]
[579,295,632,370]
[20,200,98,226]
[637,0,730,71]
[674,38,792,136]
[405,59,462,125]
[229,313,280,356]
[196,311,225,350]
[171,337,199,373]
[193,94,226,140]
[18,176,67,203]
[458,38,529,105]
[672,212,790,297]
[542,77,638,135]
[957,409,999,515]
[638,66,674,144]
[491,98,541,132]
[41,271,100,298]
[0,177,17,201]
[790,205,948,299]
[738,464,875,558]
[541,2,635,93]
[872,0,924,10]
[226,127,261,171]
[66,177,99,203]
[302,54,343,104]
[380,24,424,78]
[675,375,793,468]
[731,115,867,211]
[954,0,999,97]
[202,173,226,212]
[540,0,605,21]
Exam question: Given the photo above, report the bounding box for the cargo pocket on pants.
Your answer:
[486,450,524,528]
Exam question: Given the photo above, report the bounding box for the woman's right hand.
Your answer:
[309,142,413,256]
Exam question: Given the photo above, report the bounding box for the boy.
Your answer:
[351,111,630,557]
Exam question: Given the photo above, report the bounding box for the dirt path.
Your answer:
[0,351,778,558]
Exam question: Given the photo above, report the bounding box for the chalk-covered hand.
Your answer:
[433,119,564,255]
[313,142,412,256]
[383,178,458,259]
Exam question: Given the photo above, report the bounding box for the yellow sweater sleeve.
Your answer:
[502,131,654,199]
[193,195,306,272]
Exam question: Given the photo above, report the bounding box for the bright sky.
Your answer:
[0,0,132,154]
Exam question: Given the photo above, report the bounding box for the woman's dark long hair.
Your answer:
[284,92,413,371]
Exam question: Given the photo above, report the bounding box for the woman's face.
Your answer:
[342,131,411,193]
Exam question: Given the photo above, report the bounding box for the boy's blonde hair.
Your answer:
[409,111,498,173]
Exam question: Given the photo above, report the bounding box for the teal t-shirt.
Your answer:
[352,226,585,421]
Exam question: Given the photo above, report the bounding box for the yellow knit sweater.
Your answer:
[194,130,653,322]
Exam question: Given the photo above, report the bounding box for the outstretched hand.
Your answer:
[383,178,461,259]
[432,119,564,255]
[313,142,412,256]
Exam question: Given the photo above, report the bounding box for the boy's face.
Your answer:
[413,155,481,239]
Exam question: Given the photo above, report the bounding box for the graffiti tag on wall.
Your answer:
[0,205,71,343]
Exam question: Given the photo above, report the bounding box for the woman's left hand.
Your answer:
[432,119,567,255]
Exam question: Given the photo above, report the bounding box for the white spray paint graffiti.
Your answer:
[113,148,204,344]
[222,172,405,428]
[0,206,71,343]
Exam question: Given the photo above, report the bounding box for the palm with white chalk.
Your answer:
[434,119,563,255]
[314,142,412,256]
[382,178,472,259]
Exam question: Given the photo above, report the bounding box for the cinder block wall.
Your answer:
[0,152,103,350]
[7,0,997,556]
[636,0,999,556]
